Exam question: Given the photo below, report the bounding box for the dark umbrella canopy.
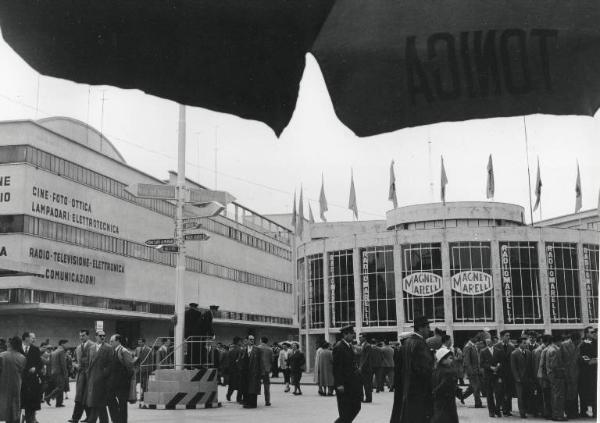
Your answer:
[0,0,599,137]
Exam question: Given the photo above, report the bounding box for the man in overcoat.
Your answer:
[107,334,135,423]
[333,325,362,423]
[481,338,501,417]
[85,330,113,423]
[546,334,567,421]
[561,332,580,419]
[257,336,273,406]
[70,329,94,423]
[390,315,433,423]
[239,335,263,409]
[493,330,515,416]
[19,332,42,423]
[535,334,553,419]
[511,336,533,418]
[578,326,597,417]
[462,336,483,408]
[358,335,373,402]
[226,336,243,403]
[46,339,69,407]
[133,338,153,402]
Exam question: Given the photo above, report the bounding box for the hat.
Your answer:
[96,330,106,336]
[435,346,453,362]
[413,315,430,330]
[339,325,355,334]
[189,302,199,308]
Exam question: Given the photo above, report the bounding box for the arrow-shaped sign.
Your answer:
[183,201,225,218]
[184,233,210,241]
[125,183,176,199]
[188,189,235,205]
[182,218,203,231]
[156,244,179,253]
[145,238,175,246]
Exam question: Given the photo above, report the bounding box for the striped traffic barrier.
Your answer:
[143,367,221,409]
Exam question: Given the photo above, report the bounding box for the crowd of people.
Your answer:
[0,322,596,423]
[331,317,598,423]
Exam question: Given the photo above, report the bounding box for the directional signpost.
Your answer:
[184,233,210,241]
[124,105,236,368]
[145,238,175,246]
[156,244,180,253]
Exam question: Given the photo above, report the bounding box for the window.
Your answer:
[546,242,581,323]
[0,215,24,233]
[308,254,324,329]
[328,250,355,328]
[297,259,306,329]
[402,243,444,323]
[583,244,599,323]
[450,242,494,323]
[499,242,543,324]
[361,246,396,327]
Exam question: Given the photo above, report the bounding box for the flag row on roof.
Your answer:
[290,158,590,235]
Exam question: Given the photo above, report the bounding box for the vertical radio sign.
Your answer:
[546,244,558,322]
[329,254,336,327]
[582,247,593,319]
[362,251,370,326]
[500,244,514,324]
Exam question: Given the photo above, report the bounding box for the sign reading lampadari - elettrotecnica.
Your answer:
[402,271,493,296]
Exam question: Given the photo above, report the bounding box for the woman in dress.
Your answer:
[317,342,335,395]
[0,336,27,423]
[431,347,459,423]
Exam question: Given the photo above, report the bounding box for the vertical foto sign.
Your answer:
[362,251,370,326]
[329,254,336,327]
[546,244,559,322]
[582,247,594,320]
[500,244,514,324]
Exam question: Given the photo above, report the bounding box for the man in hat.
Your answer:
[333,325,362,423]
[511,335,533,418]
[493,330,515,416]
[390,315,433,423]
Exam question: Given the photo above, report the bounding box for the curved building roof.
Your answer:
[36,116,126,163]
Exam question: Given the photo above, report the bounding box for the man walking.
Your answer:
[578,326,597,418]
[494,330,515,416]
[278,342,291,393]
[358,335,373,403]
[19,332,42,423]
[86,330,113,423]
[133,338,153,402]
[257,336,273,406]
[390,315,433,423]
[239,335,263,409]
[70,329,93,423]
[45,339,69,407]
[107,334,134,423]
[546,333,567,421]
[226,336,243,403]
[481,338,501,417]
[333,325,362,423]
[380,341,395,392]
[511,335,533,418]
[462,336,483,408]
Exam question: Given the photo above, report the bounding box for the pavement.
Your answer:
[38,381,592,423]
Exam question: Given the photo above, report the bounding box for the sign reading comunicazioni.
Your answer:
[451,271,493,295]
[402,272,442,296]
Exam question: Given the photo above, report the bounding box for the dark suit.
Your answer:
[493,342,514,415]
[184,306,202,367]
[239,346,263,408]
[86,343,113,423]
[19,344,42,423]
[257,343,273,404]
[47,347,68,406]
[333,340,362,423]
[511,348,533,417]
[226,345,243,402]
[480,346,501,416]
[359,341,373,402]
[72,340,93,422]
[462,341,482,407]
[107,346,134,423]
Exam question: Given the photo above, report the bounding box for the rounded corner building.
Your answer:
[296,201,599,367]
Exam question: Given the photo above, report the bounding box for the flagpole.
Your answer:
[523,116,534,226]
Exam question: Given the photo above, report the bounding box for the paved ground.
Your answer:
[39,382,591,423]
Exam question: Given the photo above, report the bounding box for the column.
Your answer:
[393,236,405,339]
[304,250,311,371]
[322,240,331,342]
[352,240,363,336]
[537,235,552,334]
[441,238,453,335]
[577,241,590,325]
[490,234,505,332]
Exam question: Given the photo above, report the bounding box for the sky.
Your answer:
[0,31,598,224]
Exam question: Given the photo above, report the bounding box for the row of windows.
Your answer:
[300,241,600,328]
[0,288,293,325]
[394,218,522,231]
[0,214,291,293]
[0,145,291,259]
